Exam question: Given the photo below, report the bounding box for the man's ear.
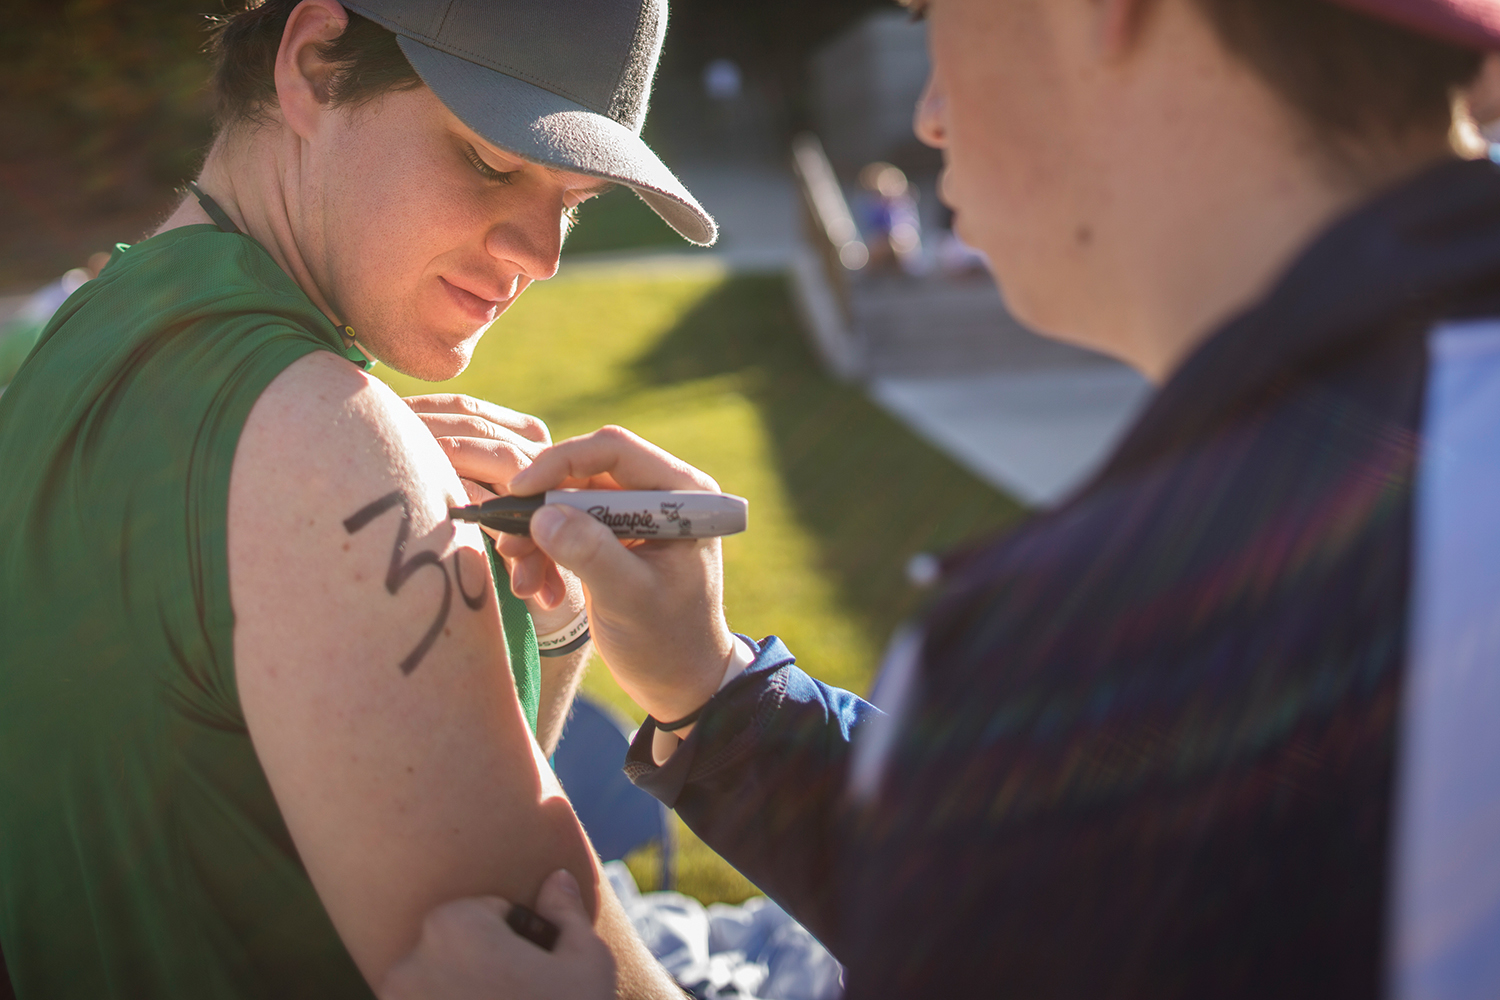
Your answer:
[274,0,351,140]
[1094,0,1159,60]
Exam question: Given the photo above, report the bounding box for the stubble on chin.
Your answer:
[380,343,476,383]
[356,319,480,382]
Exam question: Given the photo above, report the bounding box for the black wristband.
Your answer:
[651,703,706,733]
[537,628,590,658]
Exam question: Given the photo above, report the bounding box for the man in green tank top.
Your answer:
[0,1,714,997]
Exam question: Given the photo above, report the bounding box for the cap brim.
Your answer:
[396,36,718,247]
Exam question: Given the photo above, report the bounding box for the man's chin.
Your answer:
[373,341,475,383]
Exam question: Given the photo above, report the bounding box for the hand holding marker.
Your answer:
[448,490,741,947]
[449,490,748,539]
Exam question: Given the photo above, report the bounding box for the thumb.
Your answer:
[529,505,646,598]
[533,868,595,938]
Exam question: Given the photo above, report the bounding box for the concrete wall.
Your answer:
[810,11,937,175]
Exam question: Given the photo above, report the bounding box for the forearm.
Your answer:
[527,570,592,755]
[380,864,681,1000]
[537,643,591,756]
[501,430,880,953]
[625,637,881,958]
[595,873,681,999]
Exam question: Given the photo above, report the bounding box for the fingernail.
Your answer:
[554,868,580,898]
[531,505,564,547]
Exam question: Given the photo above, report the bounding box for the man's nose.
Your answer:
[914,72,948,150]
[485,200,564,282]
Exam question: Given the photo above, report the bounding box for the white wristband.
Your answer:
[536,607,589,654]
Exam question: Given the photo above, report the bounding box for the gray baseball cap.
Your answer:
[342,0,717,246]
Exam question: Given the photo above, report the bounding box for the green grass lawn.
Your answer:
[376,271,1025,903]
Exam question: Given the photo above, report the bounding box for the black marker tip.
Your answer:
[447,496,545,535]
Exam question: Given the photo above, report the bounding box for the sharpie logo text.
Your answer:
[587,506,659,533]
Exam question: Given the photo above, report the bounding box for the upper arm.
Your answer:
[228,352,597,986]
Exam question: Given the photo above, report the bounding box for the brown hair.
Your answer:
[1193,0,1484,156]
[209,0,422,129]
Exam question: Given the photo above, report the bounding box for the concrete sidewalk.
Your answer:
[871,367,1151,507]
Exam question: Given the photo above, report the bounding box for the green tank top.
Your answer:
[0,225,540,999]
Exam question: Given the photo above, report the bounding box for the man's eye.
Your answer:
[562,204,581,234]
[464,143,517,184]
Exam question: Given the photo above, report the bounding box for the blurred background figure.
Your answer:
[702,58,743,104]
[933,205,989,279]
[0,251,109,393]
[852,162,923,276]
[697,55,765,167]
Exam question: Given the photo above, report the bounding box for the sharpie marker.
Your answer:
[449,490,748,539]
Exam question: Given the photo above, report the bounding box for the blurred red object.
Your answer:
[1331,0,1500,48]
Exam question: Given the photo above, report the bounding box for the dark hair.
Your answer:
[1193,0,1483,157]
[209,0,422,128]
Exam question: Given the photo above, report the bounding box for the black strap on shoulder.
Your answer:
[186,181,243,236]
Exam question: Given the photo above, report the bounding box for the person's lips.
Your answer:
[440,276,505,324]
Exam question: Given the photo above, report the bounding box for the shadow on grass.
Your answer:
[630,274,1028,645]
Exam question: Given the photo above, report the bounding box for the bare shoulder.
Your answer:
[230,350,472,679]
[234,350,447,521]
[227,351,597,987]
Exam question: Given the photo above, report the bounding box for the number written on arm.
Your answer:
[343,490,490,676]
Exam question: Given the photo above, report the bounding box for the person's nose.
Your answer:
[485,197,565,283]
[914,71,948,150]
